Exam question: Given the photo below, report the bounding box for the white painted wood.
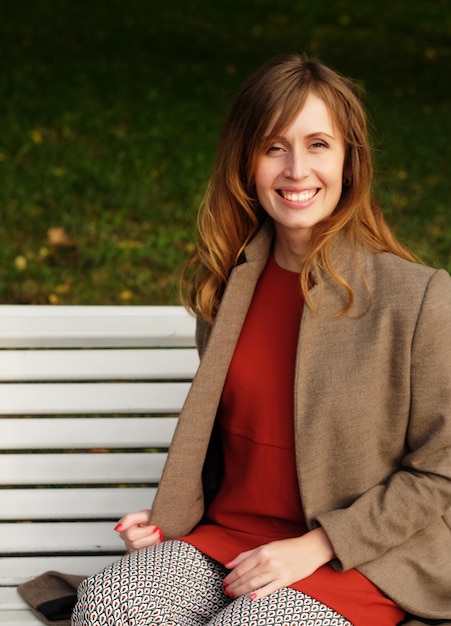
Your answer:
[1,488,155,520]
[0,382,190,415]
[0,555,118,586]
[0,588,57,623]
[0,452,166,485]
[0,587,30,611]
[0,304,197,623]
[0,609,41,626]
[2,521,126,553]
[0,349,199,381]
[0,305,196,348]
[1,417,177,449]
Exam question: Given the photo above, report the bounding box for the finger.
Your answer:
[114,509,152,532]
[123,526,163,553]
[226,568,274,598]
[225,548,255,570]
[223,548,260,588]
[248,577,285,601]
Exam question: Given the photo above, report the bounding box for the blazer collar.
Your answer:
[241,219,371,316]
[242,219,365,281]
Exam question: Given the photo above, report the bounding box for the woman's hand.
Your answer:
[114,509,163,553]
[223,528,335,601]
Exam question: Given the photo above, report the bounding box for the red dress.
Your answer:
[179,255,405,626]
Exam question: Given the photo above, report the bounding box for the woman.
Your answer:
[72,54,451,626]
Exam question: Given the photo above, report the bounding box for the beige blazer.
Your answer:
[151,221,451,624]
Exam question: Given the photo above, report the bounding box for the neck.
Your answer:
[273,231,310,272]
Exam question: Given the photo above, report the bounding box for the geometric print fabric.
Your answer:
[71,540,353,625]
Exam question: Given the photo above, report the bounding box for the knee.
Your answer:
[71,572,105,625]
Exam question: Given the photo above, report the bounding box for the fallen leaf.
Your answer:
[30,130,43,144]
[47,227,77,248]
[14,255,28,270]
[119,289,134,301]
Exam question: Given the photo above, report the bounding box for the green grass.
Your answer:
[1,0,450,304]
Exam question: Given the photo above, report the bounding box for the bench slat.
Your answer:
[0,349,199,381]
[2,522,125,554]
[0,417,177,449]
[1,588,37,612]
[0,488,154,520]
[0,588,54,620]
[0,555,118,586]
[0,453,166,485]
[0,305,196,348]
[0,382,190,415]
[0,608,40,626]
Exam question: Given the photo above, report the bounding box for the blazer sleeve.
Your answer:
[316,268,451,570]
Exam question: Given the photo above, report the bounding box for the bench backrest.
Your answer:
[0,305,198,587]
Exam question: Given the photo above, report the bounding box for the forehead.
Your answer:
[267,92,338,138]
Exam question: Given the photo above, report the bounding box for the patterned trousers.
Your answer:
[71,540,353,626]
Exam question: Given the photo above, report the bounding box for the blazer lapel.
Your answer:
[151,222,273,536]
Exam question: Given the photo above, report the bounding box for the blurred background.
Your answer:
[1,0,450,305]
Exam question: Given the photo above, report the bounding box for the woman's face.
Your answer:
[254,92,346,255]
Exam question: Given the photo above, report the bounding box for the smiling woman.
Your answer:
[254,93,346,269]
[72,54,451,626]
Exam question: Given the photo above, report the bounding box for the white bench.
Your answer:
[0,305,198,625]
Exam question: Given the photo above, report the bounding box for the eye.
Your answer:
[310,140,328,149]
[266,145,285,154]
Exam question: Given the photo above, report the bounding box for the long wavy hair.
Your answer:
[180,54,417,324]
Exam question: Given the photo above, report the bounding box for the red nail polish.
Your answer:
[222,580,229,587]
[249,592,257,601]
[225,590,235,598]
[114,523,123,532]
[158,529,164,541]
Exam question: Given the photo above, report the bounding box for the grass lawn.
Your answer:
[0,0,450,304]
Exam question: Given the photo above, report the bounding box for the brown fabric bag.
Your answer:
[17,571,85,626]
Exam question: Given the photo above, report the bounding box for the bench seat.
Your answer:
[0,305,198,625]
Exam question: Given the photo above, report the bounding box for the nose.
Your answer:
[283,150,309,179]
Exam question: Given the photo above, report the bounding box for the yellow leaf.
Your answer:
[30,130,43,144]
[0,152,6,161]
[38,246,50,259]
[55,280,72,294]
[119,289,134,301]
[14,255,27,271]
[117,240,143,249]
[48,294,60,304]
[51,166,66,177]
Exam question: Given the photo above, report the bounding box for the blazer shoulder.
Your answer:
[369,251,451,296]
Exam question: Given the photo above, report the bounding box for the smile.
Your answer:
[277,189,318,203]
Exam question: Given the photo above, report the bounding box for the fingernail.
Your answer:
[249,592,257,601]
[222,580,229,587]
[114,523,124,532]
[158,529,164,542]
[225,590,235,598]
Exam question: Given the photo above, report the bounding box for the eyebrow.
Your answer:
[267,131,337,142]
[305,131,337,141]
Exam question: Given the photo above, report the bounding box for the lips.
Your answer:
[277,189,318,203]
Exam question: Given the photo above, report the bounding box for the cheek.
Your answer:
[254,163,275,195]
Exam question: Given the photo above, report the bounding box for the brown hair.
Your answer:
[180,54,417,324]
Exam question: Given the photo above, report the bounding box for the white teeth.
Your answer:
[281,190,316,203]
